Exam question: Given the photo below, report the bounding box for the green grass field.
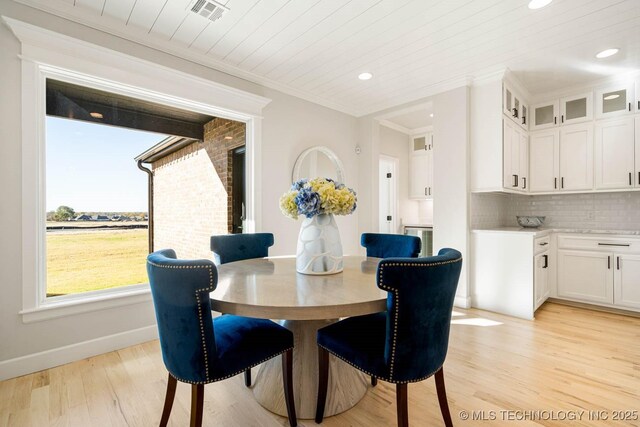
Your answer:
[46,229,148,296]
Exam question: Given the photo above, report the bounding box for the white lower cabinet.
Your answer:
[556,235,640,311]
[534,251,550,310]
[557,250,613,304]
[614,254,640,310]
[471,230,550,320]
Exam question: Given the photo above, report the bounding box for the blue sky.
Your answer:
[46,116,167,212]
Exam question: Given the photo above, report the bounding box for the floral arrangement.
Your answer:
[280,178,357,220]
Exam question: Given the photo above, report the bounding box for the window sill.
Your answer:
[20,284,152,323]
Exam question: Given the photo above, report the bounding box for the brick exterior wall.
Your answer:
[151,118,245,260]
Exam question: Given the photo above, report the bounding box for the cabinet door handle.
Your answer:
[512,108,518,118]
[629,102,632,112]
[522,116,526,125]
[598,243,630,247]
[617,256,620,270]
[543,254,548,268]
[554,177,557,189]
[539,242,549,246]
[630,172,633,186]
[608,256,611,270]
[561,115,564,123]
[554,116,557,125]
[424,187,428,196]
[522,177,527,189]
[561,177,564,188]
[638,171,639,186]
[512,174,518,187]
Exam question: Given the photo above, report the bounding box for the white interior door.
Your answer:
[379,156,398,233]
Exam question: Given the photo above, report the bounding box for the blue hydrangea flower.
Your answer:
[294,187,321,218]
[291,179,308,191]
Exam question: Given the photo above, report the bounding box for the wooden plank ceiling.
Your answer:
[14,0,640,116]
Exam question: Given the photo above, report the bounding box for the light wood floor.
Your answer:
[1,303,639,426]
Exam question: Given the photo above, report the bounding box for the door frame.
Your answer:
[378,155,399,233]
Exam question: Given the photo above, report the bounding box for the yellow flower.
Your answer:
[279,190,299,219]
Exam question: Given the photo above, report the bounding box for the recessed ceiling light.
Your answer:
[603,94,620,100]
[224,136,233,140]
[528,0,552,10]
[89,112,103,119]
[358,72,373,81]
[430,113,434,118]
[595,48,619,59]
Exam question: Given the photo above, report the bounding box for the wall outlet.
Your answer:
[587,211,595,220]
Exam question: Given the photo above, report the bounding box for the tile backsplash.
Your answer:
[472,192,640,231]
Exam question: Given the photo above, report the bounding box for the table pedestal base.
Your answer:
[253,319,369,419]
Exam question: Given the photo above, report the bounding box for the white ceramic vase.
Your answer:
[296,214,343,275]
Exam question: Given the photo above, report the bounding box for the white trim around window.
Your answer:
[3,17,271,323]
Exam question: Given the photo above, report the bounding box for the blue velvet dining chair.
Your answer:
[360,232,421,387]
[147,249,297,427]
[315,248,463,427]
[361,233,421,259]
[210,232,274,387]
[210,232,274,265]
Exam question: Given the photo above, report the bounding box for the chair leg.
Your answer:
[396,383,409,427]
[159,374,177,427]
[244,369,251,387]
[190,384,204,427]
[282,349,297,427]
[315,346,329,424]
[371,376,378,387]
[435,368,453,427]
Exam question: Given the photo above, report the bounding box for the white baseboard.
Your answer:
[454,295,472,309]
[0,325,158,381]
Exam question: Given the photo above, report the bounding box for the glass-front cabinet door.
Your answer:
[531,100,559,130]
[595,83,635,119]
[560,92,592,125]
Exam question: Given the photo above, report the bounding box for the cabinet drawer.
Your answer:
[558,235,640,252]
[534,236,550,254]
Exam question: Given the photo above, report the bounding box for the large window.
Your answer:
[43,78,213,300]
[45,115,164,298]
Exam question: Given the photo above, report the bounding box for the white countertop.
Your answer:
[472,227,640,236]
[403,223,433,228]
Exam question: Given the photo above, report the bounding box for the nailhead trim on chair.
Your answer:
[377,257,462,382]
[147,260,215,382]
[148,260,294,386]
[318,344,444,385]
[167,347,294,385]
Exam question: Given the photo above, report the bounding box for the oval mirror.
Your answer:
[291,146,345,184]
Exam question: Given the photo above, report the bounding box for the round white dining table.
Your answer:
[210,255,386,419]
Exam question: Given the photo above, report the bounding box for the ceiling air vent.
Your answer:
[187,0,229,22]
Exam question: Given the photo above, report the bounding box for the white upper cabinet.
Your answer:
[595,83,635,119]
[636,77,640,113]
[411,134,427,153]
[560,92,593,125]
[529,129,559,192]
[531,100,559,130]
[636,117,640,188]
[503,83,528,130]
[503,119,528,192]
[595,117,635,190]
[409,133,433,199]
[559,123,593,191]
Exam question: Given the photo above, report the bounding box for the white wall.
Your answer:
[433,86,471,307]
[0,2,358,374]
[378,126,420,230]
[261,92,359,256]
